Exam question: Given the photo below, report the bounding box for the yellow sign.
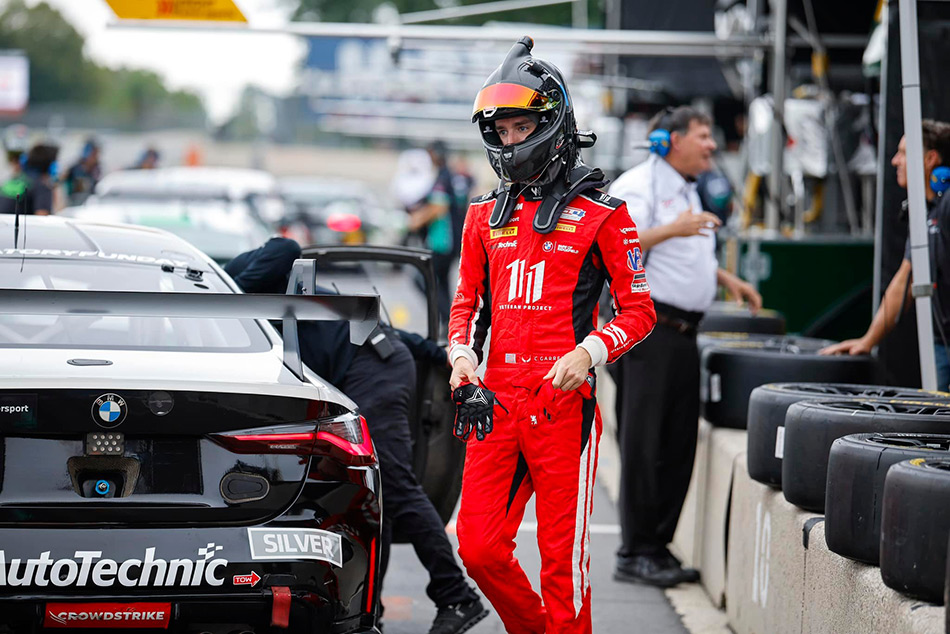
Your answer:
[106,0,247,22]
[490,227,517,239]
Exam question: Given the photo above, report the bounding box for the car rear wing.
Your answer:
[0,288,379,381]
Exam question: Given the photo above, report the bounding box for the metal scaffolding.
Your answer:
[897,0,938,390]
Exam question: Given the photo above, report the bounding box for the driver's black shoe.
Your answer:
[613,553,684,588]
[661,549,700,584]
[428,598,489,634]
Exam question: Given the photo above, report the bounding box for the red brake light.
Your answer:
[327,212,362,233]
[210,413,375,465]
[231,431,316,453]
[315,415,374,463]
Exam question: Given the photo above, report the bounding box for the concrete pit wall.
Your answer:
[727,453,820,634]
[672,419,746,608]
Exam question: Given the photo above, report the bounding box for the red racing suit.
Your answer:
[448,187,656,634]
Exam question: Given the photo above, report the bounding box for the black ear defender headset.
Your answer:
[648,106,677,157]
[931,166,950,196]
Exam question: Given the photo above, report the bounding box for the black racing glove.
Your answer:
[452,382,496,441]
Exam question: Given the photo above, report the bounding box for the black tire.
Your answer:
[782,400,950,512]
[700,338,878,429]
[697,331,802,356]
[747,383,947,487]
[825,433,950,565]
[880,458,950,604]
[698,302,786,335]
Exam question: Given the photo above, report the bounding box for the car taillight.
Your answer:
[210,412,375,465]
[327,212,362,233]
[314,413,376,464]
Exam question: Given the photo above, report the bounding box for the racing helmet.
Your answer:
[472,37,577,184]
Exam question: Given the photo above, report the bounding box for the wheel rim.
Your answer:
[780,384,923,398]
[865,433,950,450]
[816,400,950,415]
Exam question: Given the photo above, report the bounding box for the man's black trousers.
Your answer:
[612,322,700,557]
[342,338,476,607]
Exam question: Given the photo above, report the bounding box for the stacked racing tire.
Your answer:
[747,384,948,487]
[880,458,950,604]
[824,432,950,565]
[783,400,950,512]
[700,336,878,429]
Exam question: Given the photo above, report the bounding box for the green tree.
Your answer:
[99,68,204,123]
[0,0,103,103]
[0,0,206,125]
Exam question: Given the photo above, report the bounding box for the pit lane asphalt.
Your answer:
[380,482,690,633]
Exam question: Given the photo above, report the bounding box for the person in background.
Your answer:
[0,141,59,216]
[408,140,457,327]
[1,125,28,181]
[821,120,950,390]
[64,138,102,205]
[450,154,476,245]
[696,168,734,228]
[392,147,436,242]
[183,143,203,167]
[447,151,475,261]
[608,105,761,588]
[225,238,487,634]
[130,147,160,170]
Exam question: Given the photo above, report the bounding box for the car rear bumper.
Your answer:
[0,596,378,633]
[0,524,379,632]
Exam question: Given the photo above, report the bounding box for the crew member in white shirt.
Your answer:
[608,106,762,587]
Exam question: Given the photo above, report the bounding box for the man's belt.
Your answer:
[653,301,704,336]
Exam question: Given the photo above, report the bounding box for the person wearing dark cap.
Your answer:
[130,147,160,170]
[225,238,486,634]
[64,138,102,205]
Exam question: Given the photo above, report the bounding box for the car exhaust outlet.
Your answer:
[271,586,291,628]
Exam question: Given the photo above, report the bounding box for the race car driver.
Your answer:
[448,37,657,634]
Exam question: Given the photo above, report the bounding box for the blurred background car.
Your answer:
[92,166,288,227]
[278,176,405,246]
[60,197,273,265]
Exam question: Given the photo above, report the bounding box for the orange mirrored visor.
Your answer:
[472,83,556,118]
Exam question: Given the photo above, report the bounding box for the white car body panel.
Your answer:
[0,346,354,408]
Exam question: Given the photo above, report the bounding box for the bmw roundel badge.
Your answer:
[92,393,128,428]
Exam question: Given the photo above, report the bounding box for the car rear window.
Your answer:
[0,259,270,352]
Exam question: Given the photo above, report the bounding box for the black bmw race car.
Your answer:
[0,215,382,633]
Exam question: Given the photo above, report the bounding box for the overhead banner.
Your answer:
[105,0,247,22]
[0,53,29,116]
